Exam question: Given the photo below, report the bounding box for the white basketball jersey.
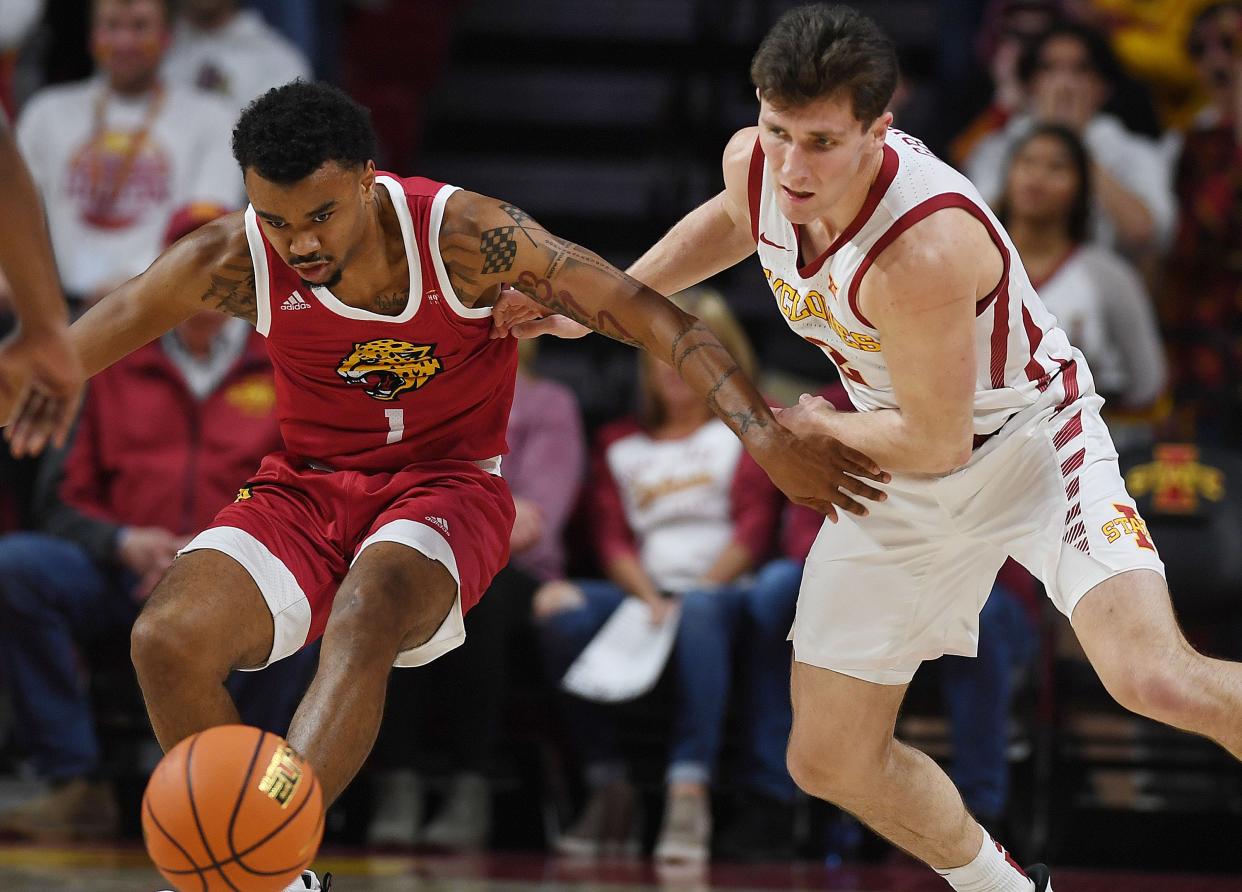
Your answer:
[750,128,1089,439]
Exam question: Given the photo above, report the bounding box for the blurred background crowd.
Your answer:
[0,0,1241,875]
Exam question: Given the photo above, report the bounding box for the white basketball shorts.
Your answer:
[791,392,1165,685]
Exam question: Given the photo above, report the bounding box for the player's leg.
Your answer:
[787,662,982,865]
[130,549,275,749]
[285,540,456,807]
[1072,569,1242,759]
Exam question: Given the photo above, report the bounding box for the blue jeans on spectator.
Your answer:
[537,563,800,801]
[0,533,134,781]
[0,532,316,781]
[937,583,1037,822]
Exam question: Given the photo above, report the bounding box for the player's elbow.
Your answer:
[927,437,972,473]
[919,432,973,474]
[909,419,973,473]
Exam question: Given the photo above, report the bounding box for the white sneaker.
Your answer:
[285,870,331,891]
[161,869,329,892]
[366,769,423,847]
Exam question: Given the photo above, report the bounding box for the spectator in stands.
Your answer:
[367,338,586,851]
[534,289,783,865]
[997,123,1167,448]
[163,0,310,121]
[1158,1,1242,443]
[0,206,281,841]
[0,0,44,115]
[965,20,1176,256]
[948,0,1061,168]
[16,0,238,307]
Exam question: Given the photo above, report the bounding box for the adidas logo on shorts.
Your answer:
[281,292,312,311]
[424,515,450,535]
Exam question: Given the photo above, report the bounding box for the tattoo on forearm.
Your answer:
[201,258,257,324]
[513,269,642,347]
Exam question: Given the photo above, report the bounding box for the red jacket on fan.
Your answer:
[58,333,282,536]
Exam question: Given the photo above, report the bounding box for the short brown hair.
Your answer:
[750,4,898,122]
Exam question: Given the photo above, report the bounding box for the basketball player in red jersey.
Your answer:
[496,6,1242,890]
[0,81,884,889]
[0,117,83,454]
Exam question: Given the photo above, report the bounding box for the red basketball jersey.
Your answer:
[243,173,517,471]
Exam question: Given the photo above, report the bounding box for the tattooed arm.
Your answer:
[68,212,256,378]
[440,191,887,518]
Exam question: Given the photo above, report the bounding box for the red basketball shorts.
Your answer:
[180,451,514,669]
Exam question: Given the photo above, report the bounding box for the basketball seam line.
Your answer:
[187,733,242,892]
[143,793,208,890]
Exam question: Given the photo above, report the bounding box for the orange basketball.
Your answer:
[141,725,324,892]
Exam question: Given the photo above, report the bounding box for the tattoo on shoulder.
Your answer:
[201,257,257,325]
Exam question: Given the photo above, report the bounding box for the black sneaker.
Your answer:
[713,790,794,862]
[1026,863,1051,891]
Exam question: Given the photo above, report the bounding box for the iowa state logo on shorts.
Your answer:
[337,338,443,401]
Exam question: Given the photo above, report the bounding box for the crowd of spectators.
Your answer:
[0,0,1239,869]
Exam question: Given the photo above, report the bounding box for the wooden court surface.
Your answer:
[3,848,1242,892]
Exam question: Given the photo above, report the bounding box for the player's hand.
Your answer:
[488,286,591,340]
[0,323,85,457]
[509,315,592,339]
[759,401,889,522]
[510,496,545,553]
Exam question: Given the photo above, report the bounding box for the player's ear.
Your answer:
[360,160,377,200]
[870,111,892,145]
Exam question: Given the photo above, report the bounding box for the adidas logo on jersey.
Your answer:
[281,292,312,311]
[424,515,450,536]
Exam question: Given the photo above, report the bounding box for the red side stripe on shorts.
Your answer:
[1061,448,1085,478]
[748,137,765,243]
[1053,410,1084,451]
[1066,477,1081,501]
[1066,503,1082,523]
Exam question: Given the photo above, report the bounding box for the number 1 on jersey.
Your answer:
[385,408,405,444]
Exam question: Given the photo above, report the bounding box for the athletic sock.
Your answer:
[935,829,1034,892]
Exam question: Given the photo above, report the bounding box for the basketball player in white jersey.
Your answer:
[496,5,1242,889]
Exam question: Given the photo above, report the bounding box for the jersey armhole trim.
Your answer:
[747,136,764,243]
[243,206,272,337]
[429,185,493,320]
[845,192,1011,329]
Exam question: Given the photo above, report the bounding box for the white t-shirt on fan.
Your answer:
[17,78,240,298]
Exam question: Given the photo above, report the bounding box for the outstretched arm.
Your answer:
[0,120,82,453]
[4,213,257,454]
[493,127,760,339]
[440,190,886,518]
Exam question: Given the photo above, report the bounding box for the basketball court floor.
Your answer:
[2,847,1241,892]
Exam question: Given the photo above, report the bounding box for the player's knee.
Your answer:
[131,602,204,685]
[785,730,878,804]
[334,565,452,647]
[531,580,586,621]
[1105,655,1197,722]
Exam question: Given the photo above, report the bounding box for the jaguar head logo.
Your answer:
[337,338,442,401]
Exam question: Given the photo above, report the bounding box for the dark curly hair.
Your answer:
[232,80,376,184]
